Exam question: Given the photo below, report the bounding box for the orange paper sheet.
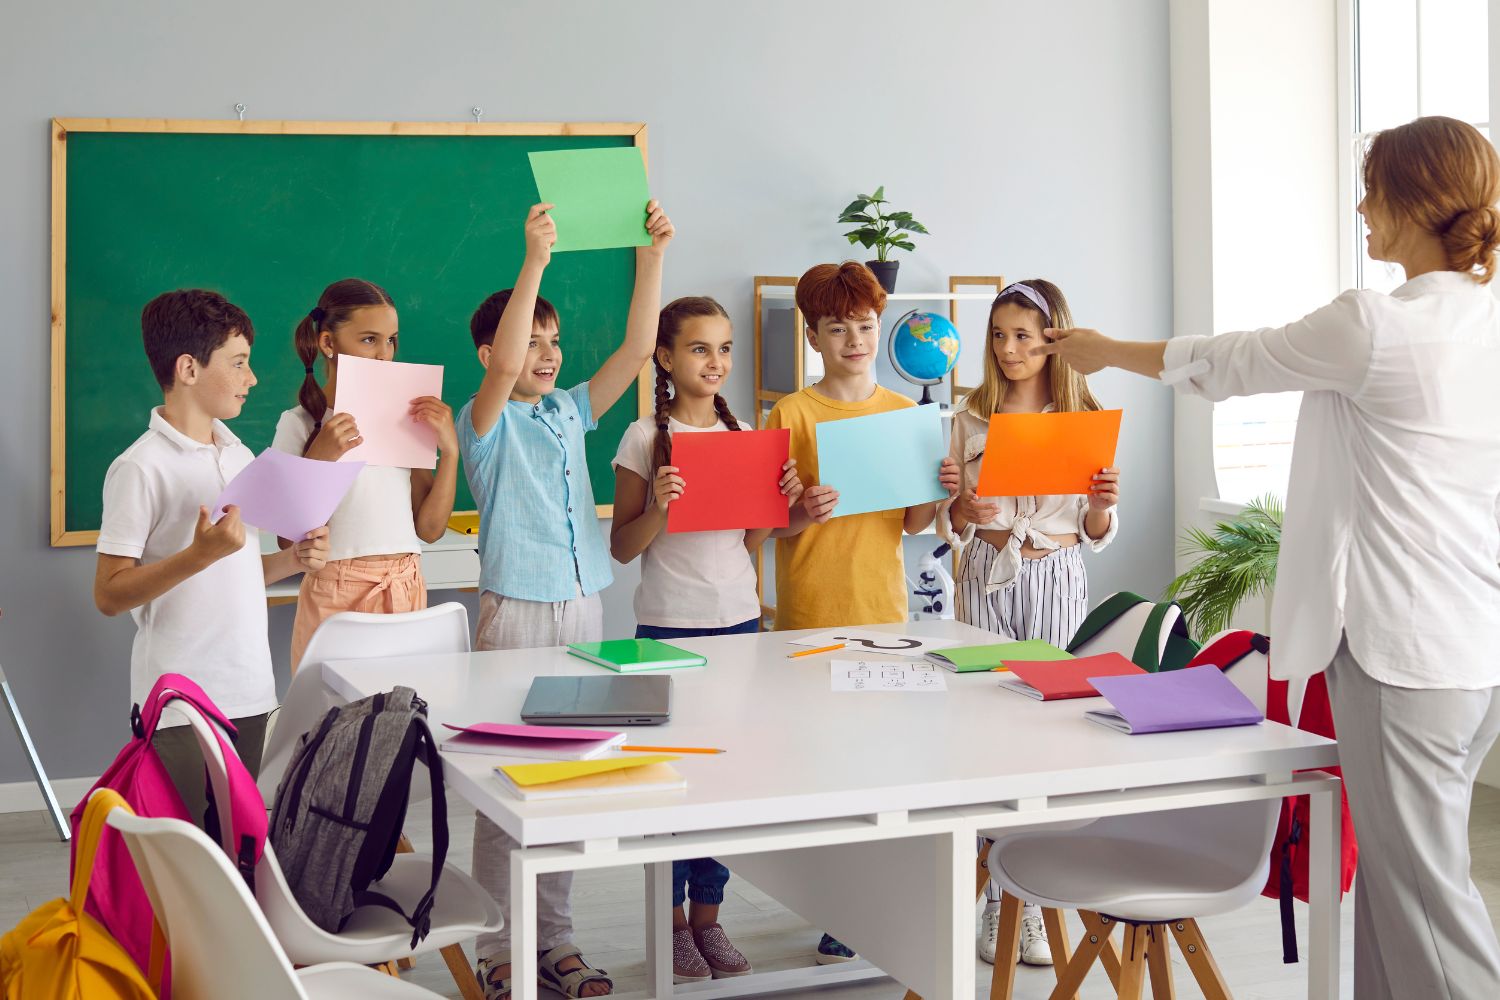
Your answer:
[975,410,1122,497]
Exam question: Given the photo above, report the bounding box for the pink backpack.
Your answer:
[68,674,268,993]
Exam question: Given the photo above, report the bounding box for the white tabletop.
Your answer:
[322,620,1337,846]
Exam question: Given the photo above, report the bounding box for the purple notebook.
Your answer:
[1084,665,1264,734]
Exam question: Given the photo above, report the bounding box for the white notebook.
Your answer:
[441,730,626,761]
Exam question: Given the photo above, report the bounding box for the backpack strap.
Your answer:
[1159,606,1201,672]
[1066,591,1148,653]
[1132,602,1173,672]
[351,716,449,949]
[1278,809,1301,963]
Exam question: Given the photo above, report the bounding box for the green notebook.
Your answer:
[566,638,707,672]
[925,640,1074,673]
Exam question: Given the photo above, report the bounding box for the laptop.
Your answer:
[520,675,672,726]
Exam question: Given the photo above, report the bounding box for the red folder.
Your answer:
[668,428,791,533]
[1001,652,1146,700]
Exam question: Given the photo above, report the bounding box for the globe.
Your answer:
[888,309,961,404]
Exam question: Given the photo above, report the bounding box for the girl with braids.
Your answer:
[609,295,801,984]
[270,277,458,670]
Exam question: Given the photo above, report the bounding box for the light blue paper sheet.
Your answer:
[814,404,946,518]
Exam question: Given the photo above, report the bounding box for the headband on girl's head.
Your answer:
[997,282,1051,323]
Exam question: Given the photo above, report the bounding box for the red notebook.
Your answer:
[997,652,1146,700]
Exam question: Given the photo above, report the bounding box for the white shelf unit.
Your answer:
[751,275,1006,624]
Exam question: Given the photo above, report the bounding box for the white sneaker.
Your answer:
[1018,913,1053,966]
[976,906,1001,964]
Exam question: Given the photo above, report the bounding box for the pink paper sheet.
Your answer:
[333,354,444,469]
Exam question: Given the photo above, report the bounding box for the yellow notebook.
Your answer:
[495,760,686,800]
[497,754,679,787]
[448,512,481,535]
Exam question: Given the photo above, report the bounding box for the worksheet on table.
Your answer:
[829,659,948,693]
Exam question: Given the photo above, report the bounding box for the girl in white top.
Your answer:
[1038,117,1500,999]
[937,279,1122,968]
[272,278,459,670]
[609,295,801,983]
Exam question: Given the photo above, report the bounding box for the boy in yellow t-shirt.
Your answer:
[767,261,956,631]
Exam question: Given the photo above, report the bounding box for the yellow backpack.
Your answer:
[0,789,158,999]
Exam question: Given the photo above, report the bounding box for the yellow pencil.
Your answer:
[621,745,725,754]
[786,642,847,659]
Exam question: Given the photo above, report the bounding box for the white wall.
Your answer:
[1169,0,1341,625]
[0,0,1176,794]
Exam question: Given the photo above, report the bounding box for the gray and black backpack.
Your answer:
[269,686,447,947]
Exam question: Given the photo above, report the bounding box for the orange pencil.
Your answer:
[620,745,725,754]
[786,642,847,659]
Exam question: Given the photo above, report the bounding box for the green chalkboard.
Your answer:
[53,120,649,545]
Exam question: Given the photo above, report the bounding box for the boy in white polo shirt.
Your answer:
[93,289,329,824]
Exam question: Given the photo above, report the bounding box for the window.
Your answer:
[1353,0,1489,293]
[1211,0,1490,505]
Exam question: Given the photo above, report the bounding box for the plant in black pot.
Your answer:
[838,186,929,293]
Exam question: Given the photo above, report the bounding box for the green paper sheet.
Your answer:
[927,640,1074,672]
[528,147,652,252]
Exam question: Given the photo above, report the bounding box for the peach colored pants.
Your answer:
[289,553,427,671]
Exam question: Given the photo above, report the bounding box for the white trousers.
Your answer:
[1327,636,1500,1000]
[471,589,603,959]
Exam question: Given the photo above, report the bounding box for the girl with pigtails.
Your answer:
[270,278,459,669]
[608,295,802,984]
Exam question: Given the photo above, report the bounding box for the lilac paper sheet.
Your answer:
[213,448,364,541]
[1084,665,1264,735]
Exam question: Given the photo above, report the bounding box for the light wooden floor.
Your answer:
[5,786,1499,999]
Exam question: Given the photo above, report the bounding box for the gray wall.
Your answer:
[0,0,1173,786]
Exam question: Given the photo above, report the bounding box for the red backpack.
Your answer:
[1186,633,1358,963]
[68,674,268,994]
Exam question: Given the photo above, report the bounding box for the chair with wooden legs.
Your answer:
[901,849,1119,1000]
[985,798,1279,999]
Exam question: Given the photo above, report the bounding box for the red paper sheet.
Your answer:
[1004,652,1145,700]
[667,428,791,534]
[976,410,1122,496]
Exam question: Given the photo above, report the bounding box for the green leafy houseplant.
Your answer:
[1164,494,1283,641]
[838,186,930,261]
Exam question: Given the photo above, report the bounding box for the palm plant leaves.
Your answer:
[1164,494,1283,641]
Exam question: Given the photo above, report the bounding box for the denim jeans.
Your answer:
[634,618,757,908]
[634,618,760,640]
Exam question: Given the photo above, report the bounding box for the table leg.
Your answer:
[643,861,674,998]
[936,828,976,1000]
[1307,780,1341,1000]
[510,849,539,1000]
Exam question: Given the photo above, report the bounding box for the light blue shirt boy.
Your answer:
[457,381,613,602]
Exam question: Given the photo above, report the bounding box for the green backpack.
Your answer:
[1066,591,1201,672]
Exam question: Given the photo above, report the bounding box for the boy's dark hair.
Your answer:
[469,289,560,348]
[140,289,255,390]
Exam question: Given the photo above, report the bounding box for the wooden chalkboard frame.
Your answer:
[49,117,653,547]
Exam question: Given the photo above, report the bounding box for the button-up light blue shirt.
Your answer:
[457,382,613,602]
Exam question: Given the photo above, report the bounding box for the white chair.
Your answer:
[985,798,1279,999]
[104,806,442,999]
[260,602,471,803]
[174,698,500,1000]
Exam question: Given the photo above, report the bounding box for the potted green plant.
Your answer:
[1164,494,1283,641]
[838,186,930,293]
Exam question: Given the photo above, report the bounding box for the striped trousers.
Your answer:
[959,541,1090,903]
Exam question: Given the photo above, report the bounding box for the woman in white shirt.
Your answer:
[274,278,459,671]
[1037,116,1500,1000]
[937,279,1121,967]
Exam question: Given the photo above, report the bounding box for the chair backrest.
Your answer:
[261,602,470,801]
[295,602,471,673]
[105,809,311,1000]
[1089,797,1281,891]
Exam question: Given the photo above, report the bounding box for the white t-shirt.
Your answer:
[612,415,763,629]
[271,408,422,563]
[96,408,276,727]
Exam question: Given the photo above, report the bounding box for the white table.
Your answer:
[322,620,1341,1000]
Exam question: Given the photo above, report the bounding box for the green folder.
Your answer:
[925,640,1075,673]
[566,638,706,672]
